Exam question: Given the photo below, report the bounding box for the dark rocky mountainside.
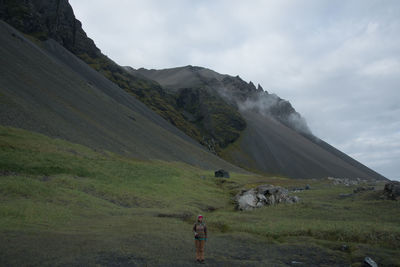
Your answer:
[0,0,99,56]
[0,0,249,153]
[0,0,387,180]
[0,0,204,145]
[135,66,309,136]
[136,66,386,180]
[0,20,242,171]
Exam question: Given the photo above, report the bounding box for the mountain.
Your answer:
[0,0,386,180]
[0,0,206,144]
[0,20,243,172]
[135,66,386,180]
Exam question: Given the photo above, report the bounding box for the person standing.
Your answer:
[193,215,207,263]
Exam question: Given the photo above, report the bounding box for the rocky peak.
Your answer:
[221,76,259,101]
[248,81,257,91]
[257,84,266,93]
[0,0,100,57]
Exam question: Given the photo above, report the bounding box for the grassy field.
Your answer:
[0,126,399,266]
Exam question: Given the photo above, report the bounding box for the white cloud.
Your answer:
[359,58,400,76]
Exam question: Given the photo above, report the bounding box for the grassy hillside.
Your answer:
[0,126,399,266]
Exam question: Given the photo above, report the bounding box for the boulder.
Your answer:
[364,257,378,267]
[382,181,400,200]
[290,196,300,203]
[235,189,257,211]
[215,169,230,178]
[234,184,299,210]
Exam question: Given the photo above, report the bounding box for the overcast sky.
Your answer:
[69,0,400,181]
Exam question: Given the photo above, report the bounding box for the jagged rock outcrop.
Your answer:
[234,185,300,211]
[175,86,246,150]
[256,84,265,93]
[0,0,100,57]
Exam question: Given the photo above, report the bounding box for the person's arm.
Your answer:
[204,225,208,240]
[193,224,197,237]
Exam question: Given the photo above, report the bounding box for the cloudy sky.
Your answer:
[69,0,400,180]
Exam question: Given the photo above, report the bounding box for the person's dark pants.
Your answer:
[195,240,205,261]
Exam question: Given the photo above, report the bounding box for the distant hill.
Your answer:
[0,0,387,180]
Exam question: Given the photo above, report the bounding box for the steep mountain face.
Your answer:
[0,0,248,153]
[136,66,386,180]
[0,0,386,180]
[0,21,243,172]
[0,0,99,56]
[129,66,248,152]
[0,0,204,145]
[135,66,312,140]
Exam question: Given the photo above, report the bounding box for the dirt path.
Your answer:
[0,231,350,266]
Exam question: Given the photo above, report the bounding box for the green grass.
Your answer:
[0,126,399,266]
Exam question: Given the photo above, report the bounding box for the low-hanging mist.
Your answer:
[237,91,312,135]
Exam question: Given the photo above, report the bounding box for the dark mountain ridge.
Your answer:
[136,66,386,180]
[135,65,312,137]
[0,0,387,180]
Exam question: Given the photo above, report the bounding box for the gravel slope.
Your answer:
[0,21,242,172]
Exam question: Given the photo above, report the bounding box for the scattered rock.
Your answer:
[382,181,400,200]
[340,244,349,252]
[292,187,304,192]
[215,169,230,178]
[291,185,311,192]
[353,186,375,193]
[364,256,378,267]
[234,185,300,211]
[327,177,367,186]
[291,196,300,203]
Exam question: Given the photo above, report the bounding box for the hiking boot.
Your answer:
[200,260,205,264]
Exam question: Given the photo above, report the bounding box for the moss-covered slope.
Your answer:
[0,126,398,266]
